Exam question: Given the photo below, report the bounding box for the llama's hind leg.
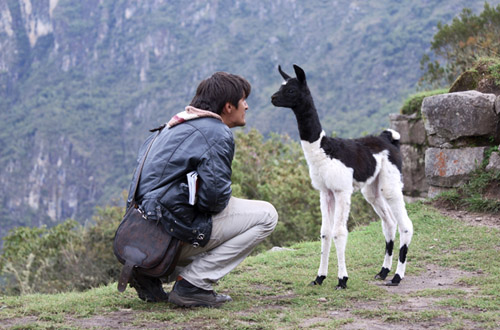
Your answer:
[362,183,397,280]
[375,205,397,280]
[310,189,335,286]
[384,190,413,286]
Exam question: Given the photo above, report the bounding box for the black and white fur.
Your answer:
[271,65,413,289]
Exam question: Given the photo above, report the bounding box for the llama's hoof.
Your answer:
[335,277,348,289]
[309,275,326,286]
[385,274,401,286]
[374,267,390,280]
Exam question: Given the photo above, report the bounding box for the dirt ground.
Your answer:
[436,207,500,230]
[300,264,484,330]
[2,206,498,329]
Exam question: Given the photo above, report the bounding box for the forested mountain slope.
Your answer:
[0,0,497,240]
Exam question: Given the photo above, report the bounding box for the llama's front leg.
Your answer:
[332,190,351,289]
[310,189,335,286]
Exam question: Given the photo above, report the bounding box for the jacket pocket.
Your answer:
[159,178,195,224]
[160,208,212,247]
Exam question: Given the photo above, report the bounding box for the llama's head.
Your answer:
[271,64,311,109]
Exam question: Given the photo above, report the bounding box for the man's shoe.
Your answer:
[129,272,169,303]
[168,279,232,308]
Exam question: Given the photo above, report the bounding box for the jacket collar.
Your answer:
[167,106,222,128]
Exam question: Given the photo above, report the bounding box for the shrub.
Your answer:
[420,3,500,88]
[0,206,123,295]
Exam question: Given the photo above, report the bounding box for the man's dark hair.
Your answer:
[190,72,251,115]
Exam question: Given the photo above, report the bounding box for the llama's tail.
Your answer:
[380,129,401,148]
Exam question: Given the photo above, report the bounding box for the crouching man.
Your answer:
[127,71,278,307]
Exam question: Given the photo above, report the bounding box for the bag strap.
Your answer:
[128,130,162,207]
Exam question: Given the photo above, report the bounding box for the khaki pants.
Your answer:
[170,197,278,291]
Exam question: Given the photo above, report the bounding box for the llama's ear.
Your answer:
[278,65,291,80]
[293,64,306,84]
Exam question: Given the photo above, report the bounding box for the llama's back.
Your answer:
[360,130,402,172]
[320,131,402,180]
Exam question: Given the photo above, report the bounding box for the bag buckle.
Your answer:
[192,242,200,248]
[155,206,162,225]
[137,207,148,220]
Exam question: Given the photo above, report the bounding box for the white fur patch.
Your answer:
[386,129,400,141]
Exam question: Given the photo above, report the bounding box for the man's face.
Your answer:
[221,97,248,128]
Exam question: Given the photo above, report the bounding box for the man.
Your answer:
[127,72,278,308]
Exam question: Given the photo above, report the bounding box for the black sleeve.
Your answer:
[195,132,234,214]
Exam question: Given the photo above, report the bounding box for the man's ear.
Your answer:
[222,102,233,115]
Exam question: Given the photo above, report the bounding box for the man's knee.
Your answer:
[261,202,278,232]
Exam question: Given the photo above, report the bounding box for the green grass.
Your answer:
[1,203,499,329]
[400,89,448,117]
[434,164,500,214]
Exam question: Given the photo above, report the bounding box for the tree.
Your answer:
[420,2,500,88]
[0,207,122,295]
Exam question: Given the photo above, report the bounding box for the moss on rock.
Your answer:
[450,57,500,95]
[400,89,448,117]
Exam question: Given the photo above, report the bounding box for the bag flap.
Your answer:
[113,207,172,269]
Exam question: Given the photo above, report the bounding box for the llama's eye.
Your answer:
[287,89,295,94]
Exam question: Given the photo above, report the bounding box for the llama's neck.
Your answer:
[293,98,323,143]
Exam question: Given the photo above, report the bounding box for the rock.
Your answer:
[486,152,500,172]
[422,91,497,145]
[270,247,295,252]
[449,59,500,96]
[389,114,426,145]
[425,147,486,187]
[449,70,480,93]
[389,114,429,196]
[427,186,454,198]
[400,144,428,196]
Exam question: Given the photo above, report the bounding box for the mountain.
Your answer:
[0,0,498,241]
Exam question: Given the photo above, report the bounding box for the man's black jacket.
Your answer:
[126,117,234,247]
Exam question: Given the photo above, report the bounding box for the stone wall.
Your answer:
[390,90,500,198]
[389,112,428,197]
